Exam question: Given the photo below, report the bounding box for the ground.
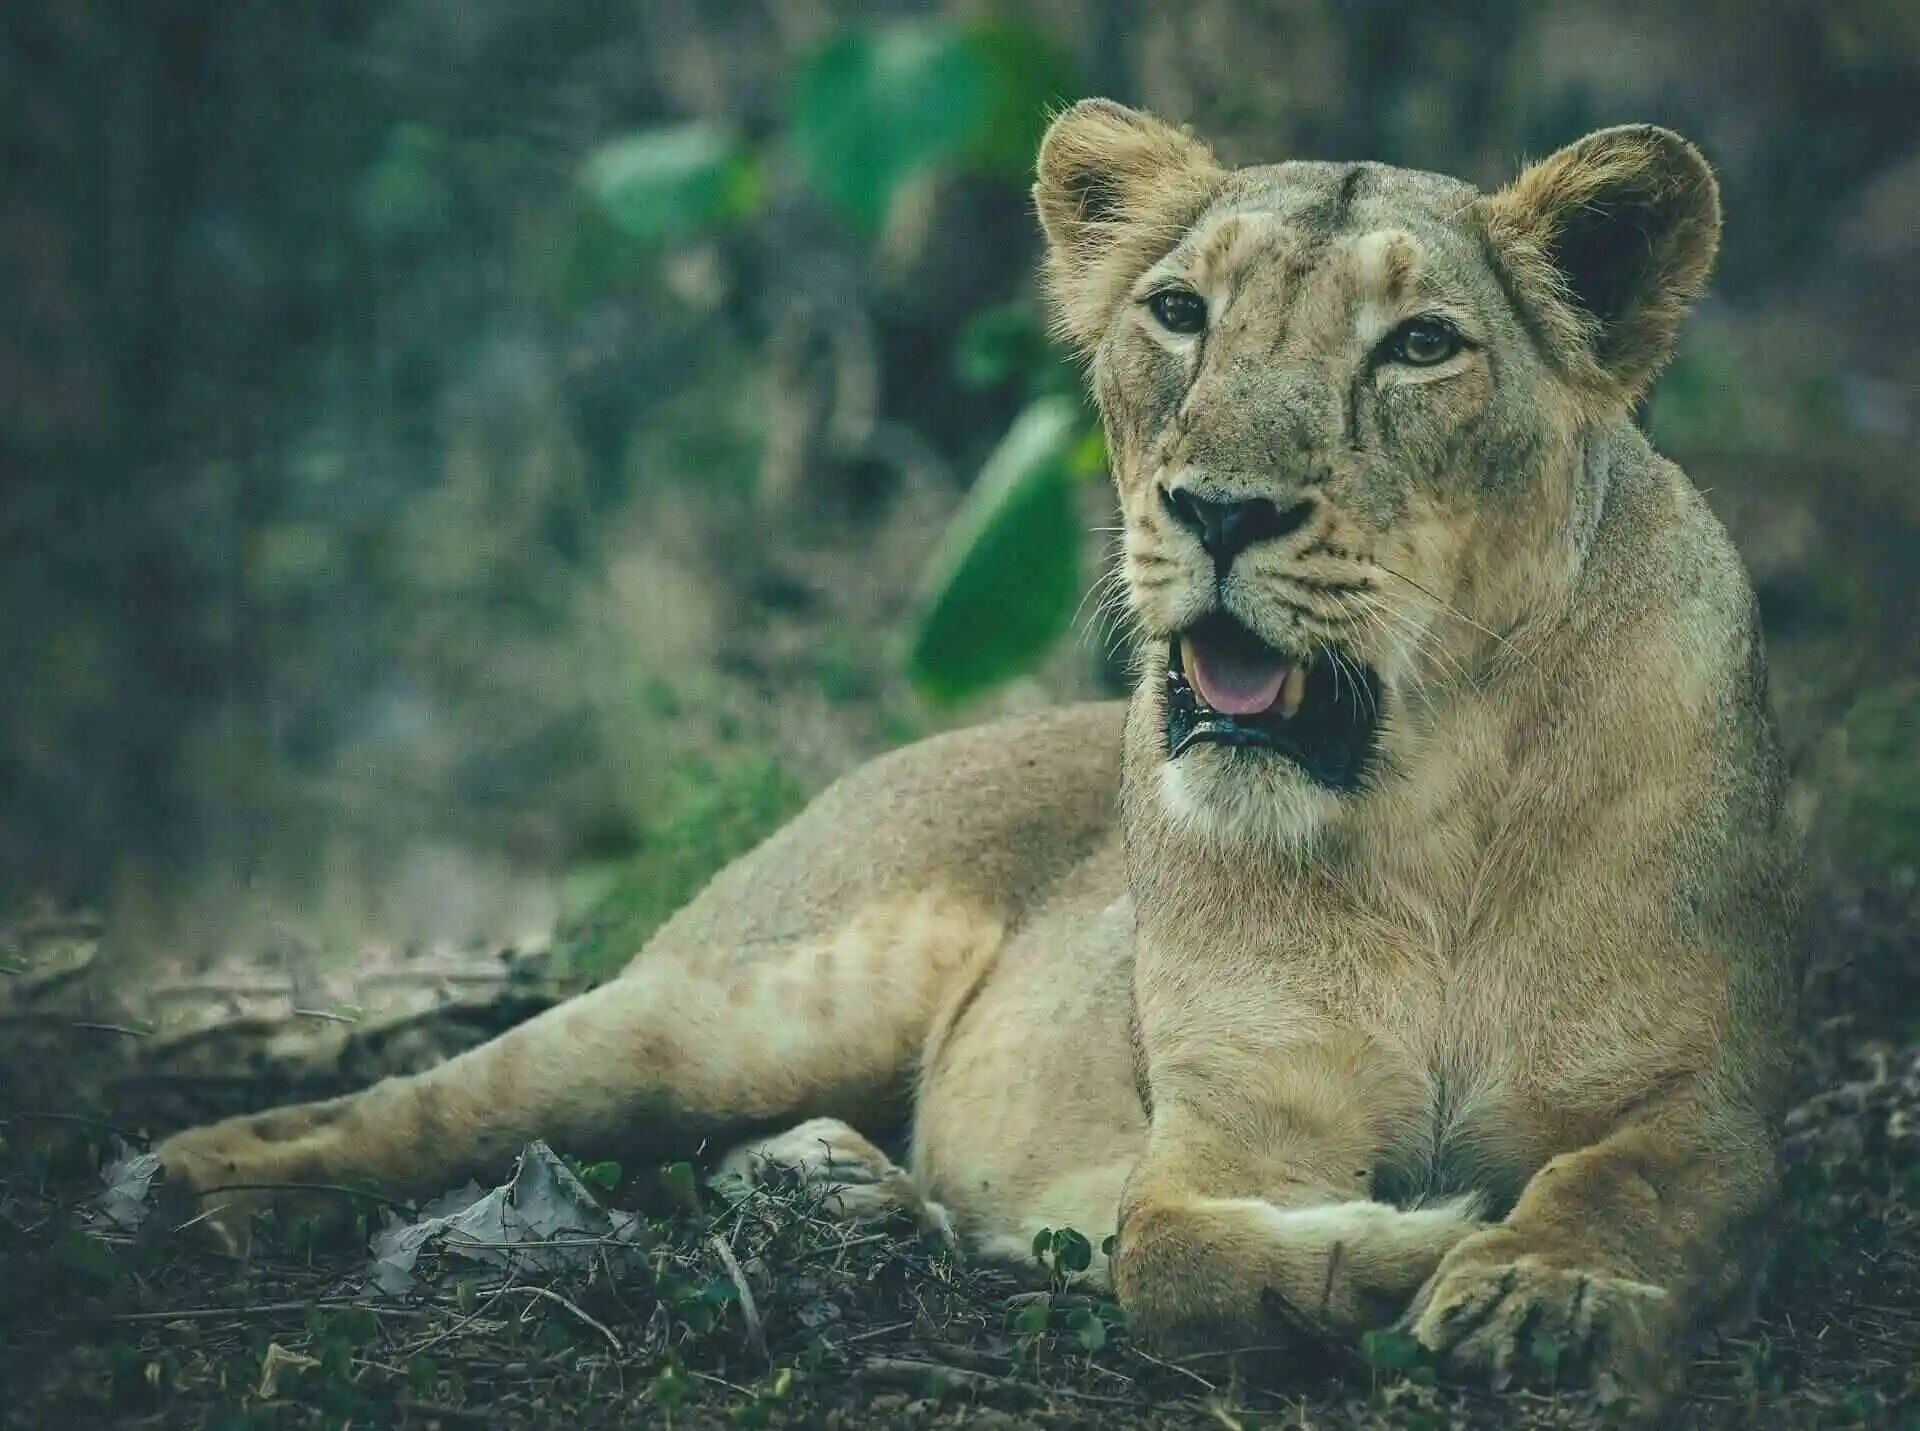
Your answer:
[1,872,1917,1431]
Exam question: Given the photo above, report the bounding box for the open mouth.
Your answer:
[1165,611,1382,791]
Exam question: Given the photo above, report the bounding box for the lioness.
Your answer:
[158,101,1801,1404]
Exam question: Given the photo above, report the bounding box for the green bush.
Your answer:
[568,19,1100,708]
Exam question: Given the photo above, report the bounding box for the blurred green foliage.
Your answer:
[580,125,762,247]
[4,0,1917,925]
[789,20,1075,233]
[564,16,1097,707]
[1821,681,1920,875]
[907,398,1090,705]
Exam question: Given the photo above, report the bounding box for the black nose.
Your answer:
[1159,486,1315,572]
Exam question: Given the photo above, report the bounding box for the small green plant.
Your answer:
[658,1158,704,1215]
[649,1357,697,1412]
[562,1152,624,1195]
[1032,1224,1093,1287]
[1011,1226,1127,1358]
[729,1366,798,1428]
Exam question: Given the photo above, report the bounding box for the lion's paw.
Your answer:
[155,1101,355,1256]
[153,1126,275,1257]
[1405,1233,1669,1396]
[713,1117,955,1245]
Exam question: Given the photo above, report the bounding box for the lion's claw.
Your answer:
[1406,1236,1668,1396]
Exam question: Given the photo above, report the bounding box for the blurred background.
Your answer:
[3,0,1917,994]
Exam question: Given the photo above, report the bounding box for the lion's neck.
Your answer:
[1118,651,1545,949]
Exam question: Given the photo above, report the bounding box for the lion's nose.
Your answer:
[1159,486,1314,573]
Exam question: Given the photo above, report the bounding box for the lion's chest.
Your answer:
[1351,925,1719,1215]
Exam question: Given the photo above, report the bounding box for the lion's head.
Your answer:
[1034,101,1722,845]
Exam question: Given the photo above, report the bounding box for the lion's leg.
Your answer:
[158,888,1006,1248]
[1112,1033,1486,1350]
[1404,1092,1775,1406]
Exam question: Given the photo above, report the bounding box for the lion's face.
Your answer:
[1034,103,1720,844]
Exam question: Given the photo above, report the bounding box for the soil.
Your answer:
[1,873,1916,1431]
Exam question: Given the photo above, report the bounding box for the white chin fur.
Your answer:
[1158,752,1337,855]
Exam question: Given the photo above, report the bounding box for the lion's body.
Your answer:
[159,104,1801,1408]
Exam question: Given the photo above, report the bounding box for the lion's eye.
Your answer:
[1147,288,1208,335]
[1384,317,1462,367]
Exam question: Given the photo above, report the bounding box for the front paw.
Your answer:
[154,1127,272,1256]
[1405,1230,1670,1399]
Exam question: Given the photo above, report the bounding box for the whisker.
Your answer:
[1352,590,1473,692]
[1315,638,1352,714]
[1335,646,1379,723]
[1073,562,1129,631]
[1075,565,1141,654]
[1355,600,1447,730]
[1373,563,1541,675]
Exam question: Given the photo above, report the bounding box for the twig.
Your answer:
[68,1021,149,1037]
[860,1357,1016,1398]
[0,1110,141,1139]
[394,1399,495,1427]
[688,1368,756,1396]
[513,1283,623,1357]
[709,1231,768,1363]
[859,1358,1139,1407]
[1126,1343,1219,1393]
[843,1318,915,1344]
[404,1276,518,1358]
[108,1299,425,1324]
[792,1230,894,1263]
[170,1180,414,1214]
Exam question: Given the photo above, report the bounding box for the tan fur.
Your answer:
[157,103,1799,1410]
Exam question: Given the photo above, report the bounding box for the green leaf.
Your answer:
[1031,1226,1055,1260]
[789,20,1073,235]
[908,397,1084,704]
[1067,425,1108,481]
[1526,1329,1562,1376]
[955,302,1048,390]
[406,1355,439,1398]
[650,1361,695,1410]
[790,23,983,234]
[579,123,760,248]
[578,1159,622,1193]
[660,1159,703,1214]
[1358,1328,1430,1374]
[1050,1227,1093,1275]
[354,123,455,243]
[1066,1307,1107,1352]
[954,22,1080,177]
[1010,1300,1053,1337]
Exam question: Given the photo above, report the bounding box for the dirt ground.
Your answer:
[1,867,1916,1431]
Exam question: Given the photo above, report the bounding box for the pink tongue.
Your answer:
[1187,642,1289,716]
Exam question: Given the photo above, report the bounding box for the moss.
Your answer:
[555,755,808,980]
[1819,680,1920,876]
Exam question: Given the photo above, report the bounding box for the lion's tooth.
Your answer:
[1279,662,1307,718]
[1179,637,1196,685]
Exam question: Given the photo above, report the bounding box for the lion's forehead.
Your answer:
[1165,163,1493,334]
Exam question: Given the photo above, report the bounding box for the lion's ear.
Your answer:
[1034,99,1224,351]
[1481,125,1720,410]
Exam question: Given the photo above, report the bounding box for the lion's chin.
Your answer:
[1162,612,1383,793]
